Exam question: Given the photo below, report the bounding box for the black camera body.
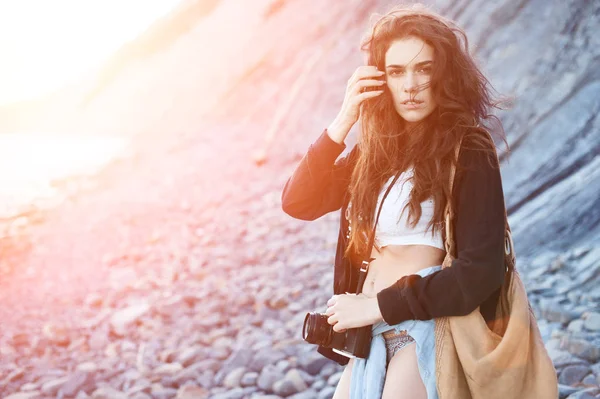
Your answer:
[302,310,372,359]
[301,258,376,359]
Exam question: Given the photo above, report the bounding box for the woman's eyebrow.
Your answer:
[385,60,433,69]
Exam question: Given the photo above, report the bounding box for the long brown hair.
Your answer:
[344,3,511,262]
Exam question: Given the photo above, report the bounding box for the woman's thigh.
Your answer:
[382,342,427,399]
[332,358,355,399]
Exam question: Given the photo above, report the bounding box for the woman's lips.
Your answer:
[402,101,423,109]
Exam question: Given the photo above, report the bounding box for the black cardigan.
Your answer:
[281,129,506,366]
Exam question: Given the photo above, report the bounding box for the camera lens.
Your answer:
[303,312,334,346]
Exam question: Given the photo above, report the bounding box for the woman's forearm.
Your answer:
[327,117,354,145]
[281,128,357,220]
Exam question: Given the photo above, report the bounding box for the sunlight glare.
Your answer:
[0,0,181,105]
[0,134,128,218]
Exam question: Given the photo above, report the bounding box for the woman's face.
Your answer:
[384,36,437,124]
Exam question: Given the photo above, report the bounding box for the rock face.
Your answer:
[0,0,599,398]
[429,0,600,260]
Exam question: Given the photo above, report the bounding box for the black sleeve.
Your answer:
[281,129,359,221]
[376,144,507,324]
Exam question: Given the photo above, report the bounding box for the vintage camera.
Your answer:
[301,260,374,359]
[302,310,372,359]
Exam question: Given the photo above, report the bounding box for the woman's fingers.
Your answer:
[336,65,386,127]
[348,66,385,87]
[326,305,347,332]
[329,315,348,332]
[327,313,338,326]
[327,296,337,306]
[357,90,384,100]
[353,78,386,93]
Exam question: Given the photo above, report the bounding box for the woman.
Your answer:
[282,3,512,399]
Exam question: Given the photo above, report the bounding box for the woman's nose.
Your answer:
[403,73,417,92]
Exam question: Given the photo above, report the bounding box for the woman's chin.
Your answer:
[397,108,436,124]
[400,113,427,123]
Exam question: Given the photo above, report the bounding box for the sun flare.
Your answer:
[0,0,181,105]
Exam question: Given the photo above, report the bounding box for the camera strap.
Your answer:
[354,170,403,294]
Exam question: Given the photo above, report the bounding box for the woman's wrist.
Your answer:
[370,296,384,324]
[327,118,353,145]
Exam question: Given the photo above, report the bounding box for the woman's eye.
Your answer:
[388,68,430,76]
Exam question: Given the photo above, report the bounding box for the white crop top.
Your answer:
[362,167,444,251]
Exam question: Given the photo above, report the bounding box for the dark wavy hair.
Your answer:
[344,3,512,264]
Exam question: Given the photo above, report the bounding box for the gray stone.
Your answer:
[223,367,246,389]
[559,384,579,399]
[283,369,309,392]
[327,371,343,387]
[110,303,150,334]
[590,361,600,376]
[581,373,597,386]
[546,338,562,351]
[312,378,327,392]
[540,299,578,324]
[257,364,285,392]
[4,393,42,399]
[248,349,287,372]
[294,368,316,385]
[287,390,319,399]
[40,376,69,396]
[559,365,592,385]
[272,379,300,397]
[210,387,245,399]
[175,385,210,399]
[275,359,291,373]
[61,371,94,397]
[318,362,339,379]
[565,387,600,399]
[560,337,600,363]
[197,369,215,390]
[213,348,254,385]
[89,386,128,399]
[150,386,178,399]
[318,386,336,399]
[549,348,589,369]
[568,319,585,333]
[583,312,600,331]
[267,290,289,309]
[177,346,205,367]
[240,371,258,387]
[299,353,330,376]
[154,362,184,375]
[127,379,152,396]
[212,346,231,360]
[172,362,208,385]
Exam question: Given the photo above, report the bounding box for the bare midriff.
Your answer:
[361,244,446,297]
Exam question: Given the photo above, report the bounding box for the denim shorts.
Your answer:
[362,265,441,399]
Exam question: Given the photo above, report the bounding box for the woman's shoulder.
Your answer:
[457,128,500,173]
[453,128,506,208]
